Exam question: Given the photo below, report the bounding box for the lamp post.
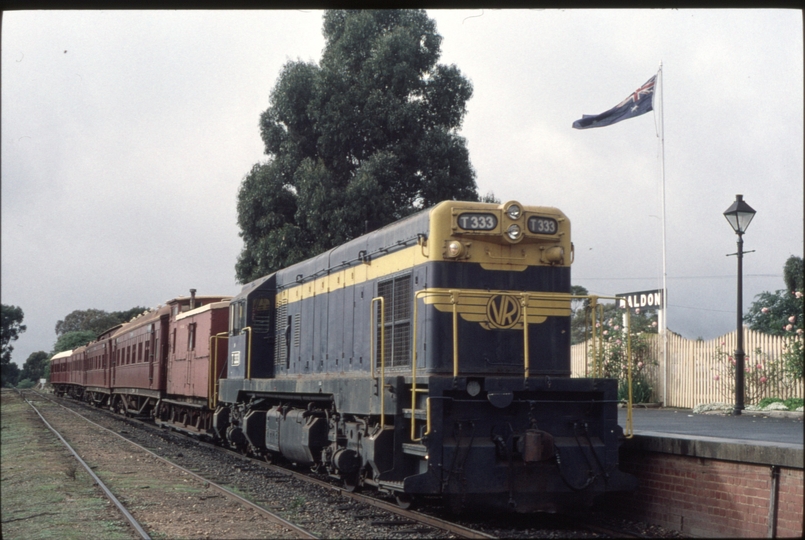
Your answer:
[723,194,756,416]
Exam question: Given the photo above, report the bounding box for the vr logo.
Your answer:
[486,295,521,329]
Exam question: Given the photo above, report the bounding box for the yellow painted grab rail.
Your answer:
[242,327,253,380]
[370,297,386,428]
[405,289,634,440]
[208,332,229,409]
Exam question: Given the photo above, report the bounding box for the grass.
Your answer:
[0,390,133,540]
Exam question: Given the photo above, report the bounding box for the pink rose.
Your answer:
[651,321,658,327]
[795,291,803,299]
[713,374,720,381]
[760,377,767,383]
[756,364,763,370]
[797,329,803,335]
[729,356,735,365]
[614,325,620,331]
[635,308,641,314]
[786,324,794,331]
[761,307,770,313]
[616,339,622,345]
[745,367,751,373]
[603,330,609,335]
[789,315,796,323]
[637,362,644,368]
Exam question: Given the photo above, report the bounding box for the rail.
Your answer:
[19,391,152,539]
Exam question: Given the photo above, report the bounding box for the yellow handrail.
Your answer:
[370,297,386,428]
[522,293,530,377]
[208,332,228,409]
[578,293,634,439]
[410,290,436,442]
[405,289,633,439]
[242,327,253,380]
[451,290,459,377]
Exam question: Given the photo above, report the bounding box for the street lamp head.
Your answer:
[723,194,756,235]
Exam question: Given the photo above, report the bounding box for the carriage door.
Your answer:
[147,323,155,388]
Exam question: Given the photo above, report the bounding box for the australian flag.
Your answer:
[572,75,656,130]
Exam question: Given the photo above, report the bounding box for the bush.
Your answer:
[711,346,793,405]
[783,397,803,410]
[587,310,656,403]
[16,378,35,389]
[757,397,784,408]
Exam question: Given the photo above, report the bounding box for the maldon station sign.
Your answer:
[617,289,664,310]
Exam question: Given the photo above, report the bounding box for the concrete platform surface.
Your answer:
[618,407,804,447]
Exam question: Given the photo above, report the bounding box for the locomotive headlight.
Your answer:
[506,224,521,241]
[467,380,482,397]
[445,240,464,259]
[506,204,521,220]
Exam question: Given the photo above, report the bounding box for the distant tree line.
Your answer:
[1,305,146,388]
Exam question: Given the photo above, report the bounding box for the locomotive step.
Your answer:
[402,443,428,456]
[402,408,428,420]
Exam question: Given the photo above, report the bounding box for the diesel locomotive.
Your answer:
[213,199,637,513]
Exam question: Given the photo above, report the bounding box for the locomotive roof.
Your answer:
[236,204,433,298]
[51,350,73,360]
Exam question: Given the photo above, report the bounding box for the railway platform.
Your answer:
[608,407,803,538]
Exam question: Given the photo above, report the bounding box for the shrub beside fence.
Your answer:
[571,327,804,408]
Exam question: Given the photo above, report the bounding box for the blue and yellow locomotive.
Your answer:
[214,200,636,512]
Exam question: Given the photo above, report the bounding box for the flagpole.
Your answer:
[658,61,669,407]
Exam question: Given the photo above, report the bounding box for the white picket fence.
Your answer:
[571,327,803,408]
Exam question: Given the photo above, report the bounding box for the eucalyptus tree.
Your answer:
[236,9,479,283]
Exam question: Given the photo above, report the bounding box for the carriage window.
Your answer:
[376,274,412,368]
[188,323,196,351]
[230,301,246,335]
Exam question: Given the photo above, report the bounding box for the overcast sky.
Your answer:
[2,9,803,368]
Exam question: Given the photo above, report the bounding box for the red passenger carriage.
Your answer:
[109,292,230,421]
[83,324,121,406]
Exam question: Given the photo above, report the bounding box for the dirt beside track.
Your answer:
[1,390,299,539]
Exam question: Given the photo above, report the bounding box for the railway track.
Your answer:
[17,389,314,539]
[37,390,682,538]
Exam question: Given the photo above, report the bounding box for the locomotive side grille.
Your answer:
[377,274,412,368]
[252,297,273,334]
[274,299,288,370]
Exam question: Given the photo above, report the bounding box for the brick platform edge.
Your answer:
[600,435,804,538]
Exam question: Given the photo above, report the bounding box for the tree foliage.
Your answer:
[236,9,479,283]
[783,255,804,293]
[2,304,26,387]
[55,307,147,337]
[21,351,49,383]
[2,304,26,363]
[745,256,803,336]
[52,331,97,355]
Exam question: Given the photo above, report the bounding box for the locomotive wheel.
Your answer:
[395,493,414,510]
